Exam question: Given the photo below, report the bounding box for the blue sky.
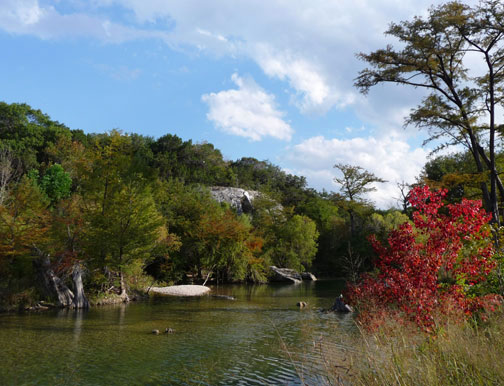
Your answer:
[1,0,476,207]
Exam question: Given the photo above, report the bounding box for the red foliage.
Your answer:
[347,185,498,328]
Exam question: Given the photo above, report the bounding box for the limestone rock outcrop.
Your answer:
[209,187,261,214]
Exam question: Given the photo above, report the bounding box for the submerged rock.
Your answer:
[269,266,302,284]
[149,285,211,297]
[211,295,236,300]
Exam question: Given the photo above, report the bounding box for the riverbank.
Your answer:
[316,310,504,385]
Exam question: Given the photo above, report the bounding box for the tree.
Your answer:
[81,131,165,301]
[0,176,49,290]
[333,163,385,236]
[255,205,319,272]
[40,164,72,204]
[49,194,90,309]
[192,209,257,283]
[271,214,319,271]
[0,102,71,171]
[355,1,504,225]
[0,147,18,205]
[151,134,235,186]
[421,151,485,203]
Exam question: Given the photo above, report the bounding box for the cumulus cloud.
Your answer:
[202,74,293,142]
[0,0,453,119]
[285,134,429,208]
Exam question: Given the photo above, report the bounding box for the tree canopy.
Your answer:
[356,0,504,225]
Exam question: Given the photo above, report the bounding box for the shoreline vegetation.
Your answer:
[312,309,504,385]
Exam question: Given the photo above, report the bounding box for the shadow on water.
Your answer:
[0,280,353,385]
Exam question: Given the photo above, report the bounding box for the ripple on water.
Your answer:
[0,280,352,385]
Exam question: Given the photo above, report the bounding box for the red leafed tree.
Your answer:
[347,185,498,328]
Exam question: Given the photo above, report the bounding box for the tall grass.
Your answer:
[319,311,504,385]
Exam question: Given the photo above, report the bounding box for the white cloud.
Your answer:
[285,134,429,208]
[202,74,293,142]
[0,0,452,119]
[0,0,167,42]
[0,0,486,147]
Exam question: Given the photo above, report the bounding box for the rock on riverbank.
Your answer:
[149,285,211,296]
[269,266,317,284]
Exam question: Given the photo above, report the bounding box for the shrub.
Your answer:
[347,185,498,329]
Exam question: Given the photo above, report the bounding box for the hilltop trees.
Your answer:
[355,0,504,225]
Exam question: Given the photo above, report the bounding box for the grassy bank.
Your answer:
[314,311,504,385]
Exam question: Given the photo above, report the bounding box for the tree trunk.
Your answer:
[349,210,356,238]
[477,145,504,218]
[35,255,74,308]
[119,270,130,302]
[467,143,492,213]
[71,263,89,309]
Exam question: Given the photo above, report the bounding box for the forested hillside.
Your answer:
[0,102,410,310]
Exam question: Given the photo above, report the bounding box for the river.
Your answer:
[0,280,355,385]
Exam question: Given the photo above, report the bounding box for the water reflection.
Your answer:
[0,280,352,385]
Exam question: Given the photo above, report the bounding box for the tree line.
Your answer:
[0,102,404,310]
[1,99,494,311]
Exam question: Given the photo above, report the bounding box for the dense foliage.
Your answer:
[1,101,379,309]
[348,186,499,329]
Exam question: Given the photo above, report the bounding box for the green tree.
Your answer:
[421,151,483,203]
[40,164,72,204]
[152,134,235,186]
[274,214,318,271]
[355,0,504,224]
[0,102,71,171]
[296,194,346,274]
[81,131,165,300]
[160,180,265,283]
[255,205,319,272]
[333,163,385,237]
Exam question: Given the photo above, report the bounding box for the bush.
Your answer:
[347,185,499,329]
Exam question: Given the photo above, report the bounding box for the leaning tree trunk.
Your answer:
[35,254,74,308]
[71,263,89,309]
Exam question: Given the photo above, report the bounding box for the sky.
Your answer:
[0,0,479,208]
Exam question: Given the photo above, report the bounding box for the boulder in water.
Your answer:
[269,266,302,284]
[149,285,211,296]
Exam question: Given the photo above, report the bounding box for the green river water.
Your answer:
[0,280,355,385]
